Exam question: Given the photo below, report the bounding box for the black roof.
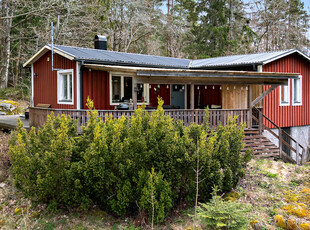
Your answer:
[50,45,191,69]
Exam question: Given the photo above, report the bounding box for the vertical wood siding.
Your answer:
[82,69,112,110]
[186,85,222,109]
[33,51,77,109]
[194,85,222,108]
[263,53,310,128]
[149,84,171,106]
[222,85,248,109]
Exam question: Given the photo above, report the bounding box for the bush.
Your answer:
[197,188,251,230]
[8,98,251,222]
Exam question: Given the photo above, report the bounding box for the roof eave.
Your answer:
[75,59,189,69]
[263,49,310,65]
[23,45,75,67]
[190,62,263,69]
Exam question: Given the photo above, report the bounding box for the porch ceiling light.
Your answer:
[166,85,169,89]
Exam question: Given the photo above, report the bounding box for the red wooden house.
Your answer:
[24,36,307,163]
[193,50,310,154]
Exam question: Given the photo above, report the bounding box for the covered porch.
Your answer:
[29,65,298,132]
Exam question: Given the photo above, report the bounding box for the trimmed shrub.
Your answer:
[8,98,251,222]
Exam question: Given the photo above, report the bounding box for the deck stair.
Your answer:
[247,107,306,165]
[242,129,280,159]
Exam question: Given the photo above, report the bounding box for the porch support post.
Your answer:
[250,85,277,108]
[190,83,194,110]
[133,77,138,110]
[248,85,252,129]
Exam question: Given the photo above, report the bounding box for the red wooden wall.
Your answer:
[194,85,222,108]
[149,84,171,107]
[186,85,222,109]
[263,53,310,128]
[82,69,112,110]
[33,51,77,109]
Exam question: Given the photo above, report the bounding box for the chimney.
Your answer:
[94,35,107,50]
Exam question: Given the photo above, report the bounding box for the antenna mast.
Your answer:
[51,22,55,71]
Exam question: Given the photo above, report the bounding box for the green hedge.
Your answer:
[8,99,252,223]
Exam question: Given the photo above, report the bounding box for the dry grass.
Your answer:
[0,131,10,182]
[237,159,310,229]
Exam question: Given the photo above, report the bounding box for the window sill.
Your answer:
[110,102,150,106]
[58,99,74,105]
[292,102,302,106]
[280,102,290,106]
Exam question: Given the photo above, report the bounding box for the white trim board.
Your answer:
[23,45,75,67]
[263,49,310,65]
[57,69,74,105]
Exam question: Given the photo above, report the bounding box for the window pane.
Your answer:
[68,74,72,100]
[63,74,68,100]
[281,85,288,103]
[112,76,121,103]
[294,78,301,103]
[137,84,144,102]
[123,77,132,101]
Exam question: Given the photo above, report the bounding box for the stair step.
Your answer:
[255,152,280,158]
[242,130,281,159]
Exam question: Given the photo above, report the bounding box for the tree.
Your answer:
[250,0,309,51]
[186,0,255,58]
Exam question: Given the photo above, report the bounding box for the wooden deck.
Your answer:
[29,107,251,132]
[0,115,30,131]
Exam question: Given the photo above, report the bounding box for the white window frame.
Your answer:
[109,73,149,106]
[57,69,74,105]
[279,79,290,106]
[292,75,302,106]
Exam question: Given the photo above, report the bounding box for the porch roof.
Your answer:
[84,64,298,85]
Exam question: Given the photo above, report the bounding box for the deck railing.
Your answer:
[252,107,306,165]
[29,107,250,132]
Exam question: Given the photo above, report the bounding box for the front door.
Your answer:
[171,84,185,109]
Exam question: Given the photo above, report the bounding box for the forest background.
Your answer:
[0,0,309,92]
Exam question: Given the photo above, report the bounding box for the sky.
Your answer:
[302,0,310,11]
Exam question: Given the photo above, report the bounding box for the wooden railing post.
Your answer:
[247,109,251,129]
[259,110,263,134]
[279,128,282,159]
[296,143,299,165]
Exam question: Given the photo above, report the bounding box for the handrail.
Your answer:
[28,107,248,112]
[252,107,305,165]
[29,107,250,134]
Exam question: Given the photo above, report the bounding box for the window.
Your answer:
[279,80,290,106]
[137,84,148,103]
[292,75,302,105]
[57,69,74,104]
[110,74,149,105]
[112,76,121,103]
